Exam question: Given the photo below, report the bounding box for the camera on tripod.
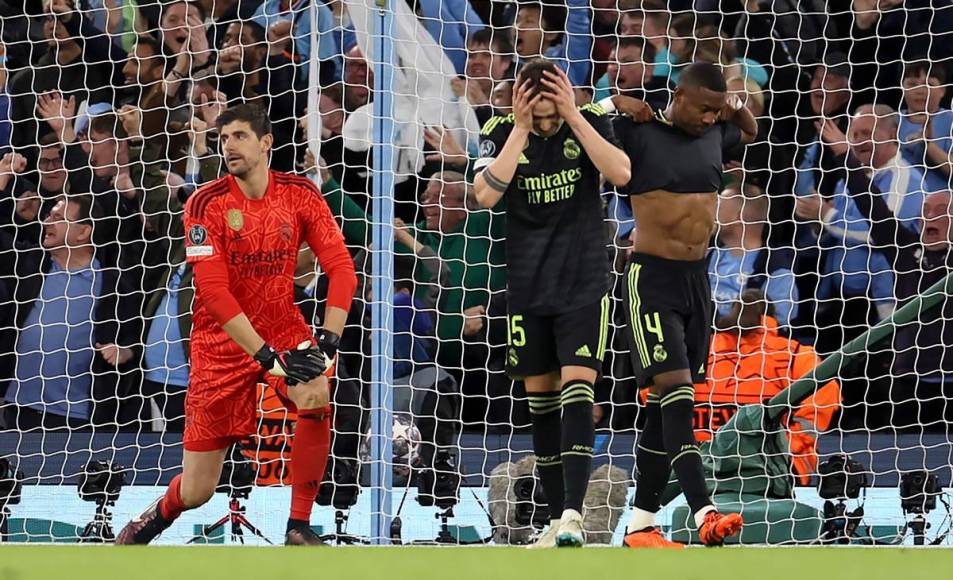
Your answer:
[0,457,24,542]
[77,460,126,543]
[216,446,256,499]
[900,470,941,546]
[513,470,551,529]
[817,454,868,544]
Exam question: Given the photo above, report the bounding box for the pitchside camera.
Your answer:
[817,455,868,500]
[900,470,940,515]
[215,445,256,499]
[513,471,551,528]
[78,460,125,504]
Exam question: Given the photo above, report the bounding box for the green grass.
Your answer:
[1,546,952,580]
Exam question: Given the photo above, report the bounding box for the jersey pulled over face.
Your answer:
[475,104,616,314]
[616,111,742,196]
[184,172,342,358]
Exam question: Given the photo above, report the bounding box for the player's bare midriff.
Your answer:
[630,189,717,261]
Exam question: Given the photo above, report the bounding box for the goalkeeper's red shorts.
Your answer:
[183,358,296,452]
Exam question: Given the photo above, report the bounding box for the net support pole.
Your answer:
[369,0,395,545]
[766,271,953,421]
[307,0,322,170]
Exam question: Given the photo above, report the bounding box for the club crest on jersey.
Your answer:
[188,224,207,245]
[280,222,293,242]
[563,138,580,160]
[479,140,496,158]
[226,209,244,231]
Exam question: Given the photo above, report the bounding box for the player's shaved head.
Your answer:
[678,62,728,94]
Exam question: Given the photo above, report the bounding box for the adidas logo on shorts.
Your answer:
[575,345,592,357]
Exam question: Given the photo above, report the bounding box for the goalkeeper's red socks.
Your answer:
[158,474,186,522]
[288,407,332,529]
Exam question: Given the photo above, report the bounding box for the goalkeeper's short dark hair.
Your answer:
[678,62,727,94]
[216,103,272,139]
[517,58,559,96]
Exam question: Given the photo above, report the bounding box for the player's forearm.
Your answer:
[322,306,348,337]
[221,313,268,357]
[566,114,631,186]
[729,105,759,144]
[474,127,529,208]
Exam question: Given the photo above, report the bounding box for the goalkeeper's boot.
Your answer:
[115,501,172,545]
[285,525,325,546]
[698,511,744,546]
[526,520,560,549]
[555,509,585,548]
[622,527,683,549]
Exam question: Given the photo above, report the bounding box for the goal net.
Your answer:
[1,0,952,546]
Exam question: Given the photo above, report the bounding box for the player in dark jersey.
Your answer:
[474,59,631,547]
[116,104,357,546]
[613,63,758,548]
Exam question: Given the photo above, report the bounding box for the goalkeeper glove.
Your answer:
[254,342,327,384]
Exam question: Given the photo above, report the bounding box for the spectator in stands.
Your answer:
[253,0,342,84]
[491,80,514,115]
[453,29,515,125]
[711,185,798,328]
[158,1,214,104]
[0,195,140,430]
[698,289,841,484]
[399,171,505,376]
[795,104,926,351]
[8,4,113,151]
[794,54,853,199]
[343,44,373,113]
[140,248,192,432]
[898,61,953,192]
[819,118,953,429]
[215,19,300,171]
[593,36,670,110]
[119,35,165,107]
[511,0,591,86]
[0,153,42,243]
[619,0,668,57]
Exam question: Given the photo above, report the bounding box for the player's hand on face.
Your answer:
[613,96,653,122]
[540,67,580,121]
[512,79,541,132]
[719,93,744,122]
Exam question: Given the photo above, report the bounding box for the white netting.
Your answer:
[0,0,952,546]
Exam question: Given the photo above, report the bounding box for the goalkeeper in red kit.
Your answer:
[116,104,357,546]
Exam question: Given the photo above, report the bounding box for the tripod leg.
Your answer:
[186,515,230,544]
[235,515,274,545]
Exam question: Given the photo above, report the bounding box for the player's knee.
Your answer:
[653,370,693,395]
[292,378,330,410]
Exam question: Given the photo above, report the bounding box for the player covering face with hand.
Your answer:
[116,104,357,546]
[474,59,631,548]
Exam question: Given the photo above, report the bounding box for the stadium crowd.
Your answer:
[0,0,952,474]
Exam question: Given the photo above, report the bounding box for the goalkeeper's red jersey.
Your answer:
[183,171,356,364]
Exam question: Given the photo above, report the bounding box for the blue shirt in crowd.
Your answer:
[144,264,190,389]
[253,0,342,80]
[6,260,103,420]
[708,246,798,327]
[898,108,953,192]
[810,156,926,305]
[393,291,435,380]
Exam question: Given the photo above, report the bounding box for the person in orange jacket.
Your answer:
[701,289,841,484]
[641,289,841,485]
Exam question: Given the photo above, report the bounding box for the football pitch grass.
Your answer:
[1,546,950,580]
